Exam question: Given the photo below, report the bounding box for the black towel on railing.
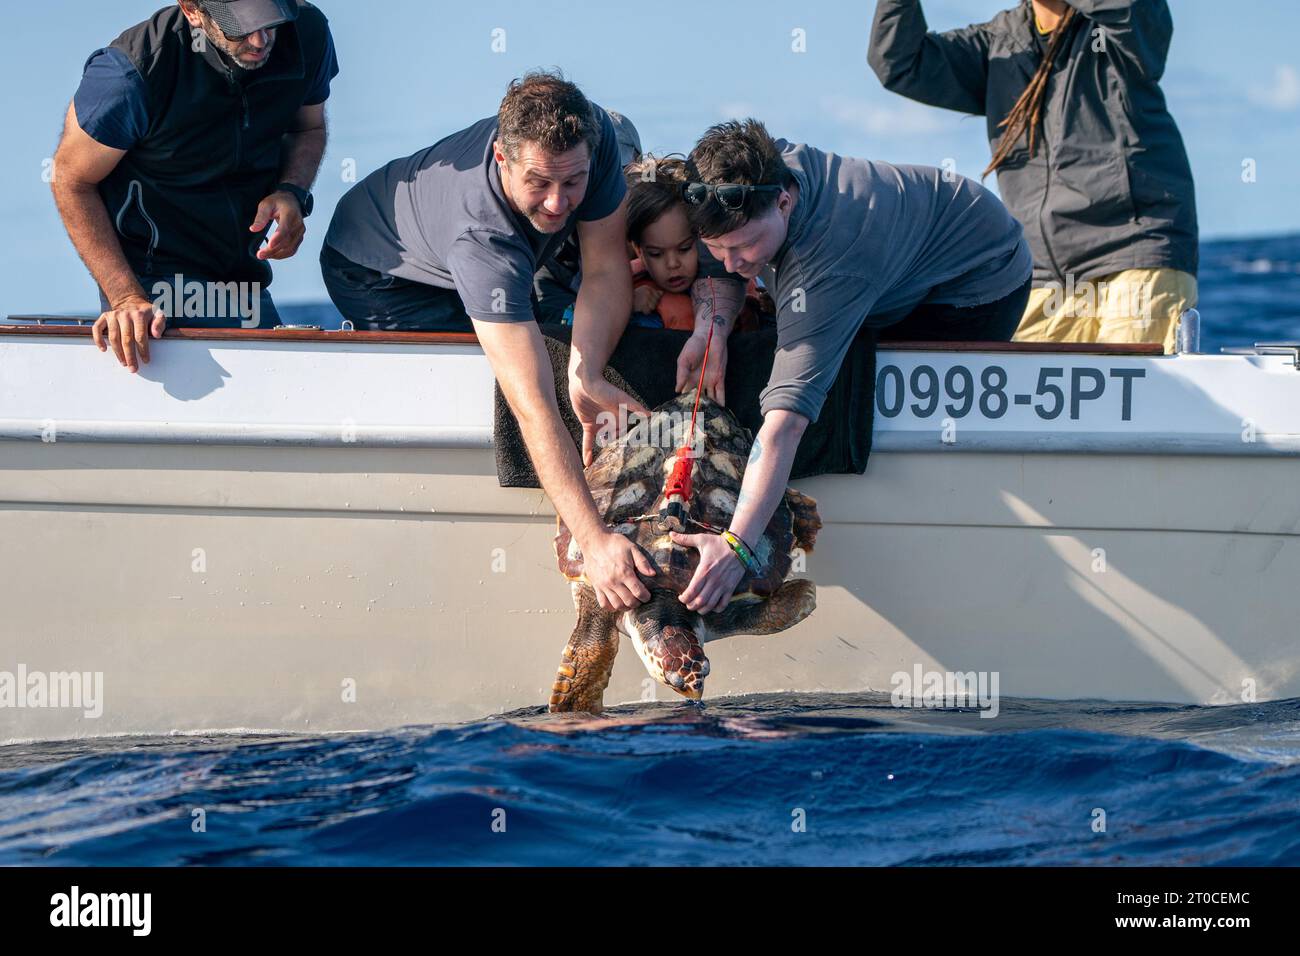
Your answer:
[493,323,875,488]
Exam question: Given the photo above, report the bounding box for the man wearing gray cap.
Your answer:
[50,1,339,372]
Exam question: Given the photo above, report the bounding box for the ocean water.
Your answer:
[274,233,1300,353]
[2,694,1299,866]
[1196,233,1300,349]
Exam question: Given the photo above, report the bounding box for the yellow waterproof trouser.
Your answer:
[1014,268,1198,354]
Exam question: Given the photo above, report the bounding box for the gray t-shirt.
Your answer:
[324,105,627,321]
[759,141,1032,421]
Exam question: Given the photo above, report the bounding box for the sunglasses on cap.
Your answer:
[680,181,784,211]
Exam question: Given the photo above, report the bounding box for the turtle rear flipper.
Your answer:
[549,585,621,713]
[708,578,817,639]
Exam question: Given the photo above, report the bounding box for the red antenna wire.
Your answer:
[684,276,718,451]
[662,279,718,509]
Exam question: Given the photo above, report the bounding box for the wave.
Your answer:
[2,693,1297,866]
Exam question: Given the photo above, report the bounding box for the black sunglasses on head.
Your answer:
[680,181,784,211]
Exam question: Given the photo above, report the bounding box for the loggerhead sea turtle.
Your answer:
[549,390,822,712]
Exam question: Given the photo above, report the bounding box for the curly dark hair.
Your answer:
[686,118,795,237]
[496,70,601,162]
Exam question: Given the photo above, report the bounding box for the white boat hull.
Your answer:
[2,328,1298,741]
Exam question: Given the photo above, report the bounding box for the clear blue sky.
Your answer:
[2,0,1297,313]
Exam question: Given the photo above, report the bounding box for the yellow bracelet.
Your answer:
[721,530,759,573]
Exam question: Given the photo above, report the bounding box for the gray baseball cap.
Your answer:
[200,0,299,37]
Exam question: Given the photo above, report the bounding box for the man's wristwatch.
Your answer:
[275,182,314,218]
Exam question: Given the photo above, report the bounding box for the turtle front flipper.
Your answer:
[708,578,817,639]
[549,584,621,713]
[623,592,710,701]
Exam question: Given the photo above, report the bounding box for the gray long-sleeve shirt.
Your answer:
[869,0,1198,285]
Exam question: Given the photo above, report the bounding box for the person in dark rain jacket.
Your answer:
[869,0,1197,352]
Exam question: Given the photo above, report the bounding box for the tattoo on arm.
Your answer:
[691,285,725,323]
[734,439,763,511]
[691,279,741,333]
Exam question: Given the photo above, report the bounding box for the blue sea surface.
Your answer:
[9,234,1300,352]
[269,234,1300,354]
[1196,233,1300,349]
[2,694,1298,866]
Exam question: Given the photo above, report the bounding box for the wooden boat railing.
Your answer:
[0,318,1167,354]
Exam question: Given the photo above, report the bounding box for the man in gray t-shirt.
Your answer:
[322,99,626,327]
[670,118,1032,615]
[321,72,658,614]
[532,109,644,324]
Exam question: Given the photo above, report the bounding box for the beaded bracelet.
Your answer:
[721,530,760,574]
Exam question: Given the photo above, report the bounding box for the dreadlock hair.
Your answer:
[983,6,1078,178]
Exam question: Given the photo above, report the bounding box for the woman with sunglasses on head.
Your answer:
[669,118,1031,615]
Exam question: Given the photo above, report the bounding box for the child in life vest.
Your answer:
[624,156,770,331]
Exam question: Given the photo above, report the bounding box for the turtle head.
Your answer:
[621,608,709,701]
